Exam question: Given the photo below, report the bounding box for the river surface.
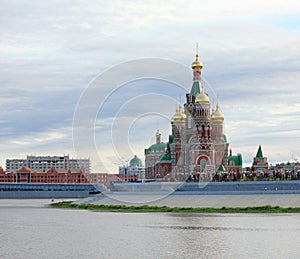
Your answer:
[1,199,300,259]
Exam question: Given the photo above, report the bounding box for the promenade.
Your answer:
[83,193,300,208]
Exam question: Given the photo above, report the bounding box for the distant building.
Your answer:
[85,173,122,187]
[252,145,268,174]
[6,155,90,173]
[144,130,169,179]
[119,155,145,180]
[0,166,87,183]
[227,148,243,174]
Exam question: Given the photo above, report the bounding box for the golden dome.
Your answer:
[195,89,210,105]
[212,104,224,121]
[155,129,161,137]
[171,105,186,123]
[191,54,203,70]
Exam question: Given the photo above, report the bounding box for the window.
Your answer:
[188,116,192,128]
[200,159,206,171]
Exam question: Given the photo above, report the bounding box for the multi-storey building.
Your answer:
[6,155,90,173]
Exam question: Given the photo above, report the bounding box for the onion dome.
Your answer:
[171,105,186,123]
[211,104,224,122]
[191,54,203,70]
[195,88,210,105]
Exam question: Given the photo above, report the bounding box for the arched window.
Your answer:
[200,159,206,171]
[188,116,192,128]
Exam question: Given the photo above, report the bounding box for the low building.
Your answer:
[227,148,243,175]
[252,145,268,175]
[119,155,145,180]
[144,130,168,179]
[0,166,87,184]
[85,173,122,187]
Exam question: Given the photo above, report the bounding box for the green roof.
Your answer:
[228,153,242,166]
[145,143,167,155]
[130,155,142,166]
[160,153,171,161]
[255,145,264,158]
[284,162,293,168]
[190,81,201,99]
[217,164,227,172]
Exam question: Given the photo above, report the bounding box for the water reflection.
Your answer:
[1,200,300,259]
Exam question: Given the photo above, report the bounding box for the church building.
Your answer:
[145,52,242,180]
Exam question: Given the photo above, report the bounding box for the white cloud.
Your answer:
[0,0,299,171]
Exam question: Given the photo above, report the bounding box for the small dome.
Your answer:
[129,155,142,166]
[155,129,161,137]
[191,54,203,70]
[195,89,210,105]
[148,143,167,152]
[212,104,224,121]
[171,105,186,123]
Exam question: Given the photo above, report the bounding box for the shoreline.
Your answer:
[51,201,300,213]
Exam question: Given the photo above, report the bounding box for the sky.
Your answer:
[1,0,300,172]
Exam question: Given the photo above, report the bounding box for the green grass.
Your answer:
[50,201,300,213]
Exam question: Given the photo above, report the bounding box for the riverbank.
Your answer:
[51,201,300,213]
[78,192,300,208]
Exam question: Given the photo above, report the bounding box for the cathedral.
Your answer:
[145,52,242,180]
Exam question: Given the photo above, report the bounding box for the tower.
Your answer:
[144,49,230,181]
[252,145,268,175]
[211,103,229,169]
[170,104,186,179]
[183,51,215,178]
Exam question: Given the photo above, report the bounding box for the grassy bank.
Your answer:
[50,201,300,213]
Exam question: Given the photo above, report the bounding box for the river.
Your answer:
[1,199,300,259]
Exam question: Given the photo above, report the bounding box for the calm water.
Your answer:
[1,199,300,259]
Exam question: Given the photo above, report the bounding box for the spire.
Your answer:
[255,145,264,158]
[190,44,203,99]
[191,43,203,71]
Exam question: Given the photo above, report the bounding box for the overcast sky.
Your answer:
[1,0,300,172]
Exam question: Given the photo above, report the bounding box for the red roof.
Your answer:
[46,167,58,174]
[17,166,32,173]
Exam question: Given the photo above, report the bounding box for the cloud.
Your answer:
[0,1,299,171]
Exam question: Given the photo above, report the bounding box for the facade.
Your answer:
[0,166,87,183]
[85,173,123,187]
[227,148,243,175]
[119,155,145,180]
[6,155,90,173]
[252,145,268,175]
[0,165,137,187]
[145,52,242,180]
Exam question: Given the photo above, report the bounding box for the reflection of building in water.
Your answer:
[145,51,242,180]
